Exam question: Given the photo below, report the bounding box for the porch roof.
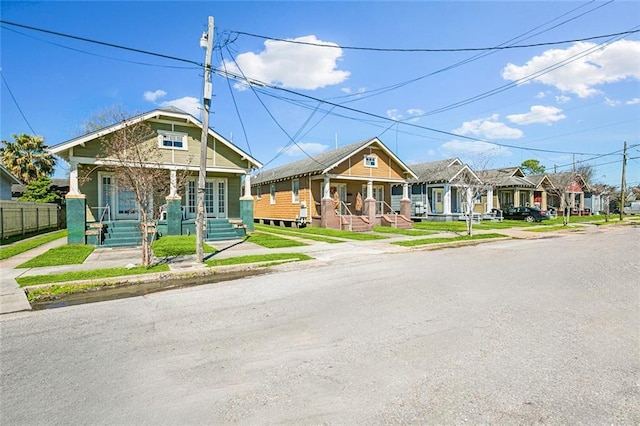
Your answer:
[408,158,481,184]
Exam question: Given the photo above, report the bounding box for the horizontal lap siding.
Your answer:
[332,148,405,180]
[254,179,310,220]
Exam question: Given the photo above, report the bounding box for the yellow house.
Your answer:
[252,137,417,231]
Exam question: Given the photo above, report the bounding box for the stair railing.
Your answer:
[97,204,110,245]
[380,200,399,228]
[338,201,353,231]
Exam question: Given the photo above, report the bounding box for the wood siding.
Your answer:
[331,147,405,180]
[254,179,311,220]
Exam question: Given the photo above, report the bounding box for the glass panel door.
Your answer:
[217,181,226,218]
[116,188,138,219]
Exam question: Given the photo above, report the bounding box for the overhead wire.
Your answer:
[0,70,37,135]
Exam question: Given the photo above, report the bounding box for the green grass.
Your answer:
[246,232,308,248]
[206,252,313,267]
[25,282,121,302]
[152,235,216,257]
[393,232,507,247]
[16,245,95,268]
[279,226,389,241]
[0,229,67,260]
[17,264,170,287]
[372,226,437,236]
[524,224,586,232]
[254,224,344,243]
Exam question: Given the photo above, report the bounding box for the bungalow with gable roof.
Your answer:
[390,158,482,221]
[546,172,591,215]
[49,107,262,246]
[477,167,548,211]
[251,137,418,231]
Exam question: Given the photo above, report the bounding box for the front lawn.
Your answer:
[246,232,308,248]
[372,226,437,236]
[16,244,95,268]
[152,235,216,257]
[17,264,170,287]
[0,230,67,260]
[254,225,344,243]
[281,226,389,241]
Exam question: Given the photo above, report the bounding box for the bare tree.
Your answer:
[81,108,190,266]
[454,157,490,236]
[547,171,581,226]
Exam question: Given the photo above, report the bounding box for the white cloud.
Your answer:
[502,40,640,97]
[535,91,547,99]
[222,35,350,90]
[441,140,512,158]
[506,105,566,125]
[604,97,621,107]
[387,109,403,120]
[278,142,329,157]
[143,89,167,102]
[627,98,640,105]
[453,114,523,139]
[387,108,424,122]
[556,95,571,104]
[159,96,201,117]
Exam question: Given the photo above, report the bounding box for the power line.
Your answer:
[0,20,203,67]
[0,70,37,135]
[229,29,639,53]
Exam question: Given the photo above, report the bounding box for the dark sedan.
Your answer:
[502,206,550,222]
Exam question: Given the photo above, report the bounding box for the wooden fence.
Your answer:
[0,201,60,239]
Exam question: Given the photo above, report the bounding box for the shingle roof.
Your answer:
[252,137,415,185]
[477,167,534,188]
[408,158,466,183]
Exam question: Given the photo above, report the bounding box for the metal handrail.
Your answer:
[379,200,398,228]
[338,201,353,231]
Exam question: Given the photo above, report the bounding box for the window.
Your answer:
[256,186,262,200]
[158,132,188,150]
[292,179,300,203]
[364,155,378,168]
[270,183,276,204]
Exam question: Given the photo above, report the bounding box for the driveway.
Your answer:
[1,225,638,424]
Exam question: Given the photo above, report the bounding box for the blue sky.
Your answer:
[1,1,639,188]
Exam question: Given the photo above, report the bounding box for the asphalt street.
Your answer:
[1,225,639,424]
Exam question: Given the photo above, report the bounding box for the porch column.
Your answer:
[321,176,335,229]
[365,179,376,223]
[169,169,178,197]
[66,160,86,244]
[541,191,547,210]
[579,192,585,212]
[68,161,80,195]
[443,184,452,215]
[486,187,494,212]
[400,182,411,217]
[239,172,255,232]
[529,191,534,207]
[514,190,520,207]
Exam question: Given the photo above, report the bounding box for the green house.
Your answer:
[50,107,262,247]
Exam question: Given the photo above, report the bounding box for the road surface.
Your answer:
[1,225,639,424]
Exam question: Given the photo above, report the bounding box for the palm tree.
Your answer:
[0,134,56,184]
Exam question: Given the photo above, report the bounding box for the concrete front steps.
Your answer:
[206,218,246,241]
[340,215,372,232]
[380,214,413,229]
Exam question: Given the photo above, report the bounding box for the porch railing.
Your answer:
[379,200,399,228]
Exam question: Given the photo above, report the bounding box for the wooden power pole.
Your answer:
[619,141,627,221]
[196,16,214,263]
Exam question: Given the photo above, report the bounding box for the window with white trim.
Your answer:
[364,155,378,168]
[157,131,188,150]
[292,179,299,203]
[270,184,276,204]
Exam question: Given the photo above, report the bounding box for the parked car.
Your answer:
[501,206,550,222]
[623,201,640,215]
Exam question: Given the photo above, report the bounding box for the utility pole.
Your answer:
[196,16,214,263]
[619,141,627,221]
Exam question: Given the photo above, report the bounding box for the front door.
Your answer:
[186,178,228,218]
[362,185,384,214]
[99,173,139,220]
[433,188,444,214]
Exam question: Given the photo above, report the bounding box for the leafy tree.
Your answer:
[520,159,545,175]
[19,176,61,203]
[0,134,56,184]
